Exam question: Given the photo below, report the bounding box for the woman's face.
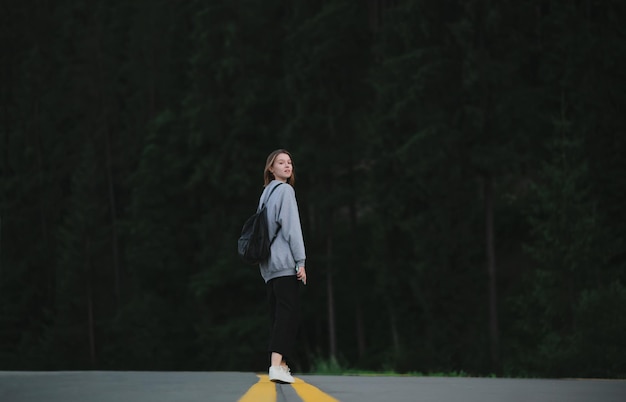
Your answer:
[270,153,293,182]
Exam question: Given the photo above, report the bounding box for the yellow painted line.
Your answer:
[292,377,340,402]
[237,374,275,402]
[237,374,340,402]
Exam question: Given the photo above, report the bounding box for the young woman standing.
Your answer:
[258,149,307,384]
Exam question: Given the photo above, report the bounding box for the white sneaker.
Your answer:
[269,365,295,384]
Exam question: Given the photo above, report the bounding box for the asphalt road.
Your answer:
[1,371,624,402]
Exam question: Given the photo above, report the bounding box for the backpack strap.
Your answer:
[260,182,284,208]
[261,182,284,245]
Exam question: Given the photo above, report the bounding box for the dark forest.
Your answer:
[1,0,625,378]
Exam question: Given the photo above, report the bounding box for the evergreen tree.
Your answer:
[47,141,109,368]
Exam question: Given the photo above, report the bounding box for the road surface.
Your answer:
[1,371,624,402]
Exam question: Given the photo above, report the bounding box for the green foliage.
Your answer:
[571,281,626,378]
[310,355,347,375]
[509,111,625,377]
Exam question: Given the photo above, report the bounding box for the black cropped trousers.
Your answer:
[266,275,300,361]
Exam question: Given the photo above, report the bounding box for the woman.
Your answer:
[258,149,307,384]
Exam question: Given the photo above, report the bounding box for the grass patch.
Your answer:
[308,357,490,377]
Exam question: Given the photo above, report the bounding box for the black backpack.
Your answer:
[237,183,283,265]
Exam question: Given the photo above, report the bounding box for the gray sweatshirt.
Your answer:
[258,180,306,283]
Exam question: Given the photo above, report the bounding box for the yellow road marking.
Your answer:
[237,374,340,402]
[291,377,340,402]
[237,375,275,402]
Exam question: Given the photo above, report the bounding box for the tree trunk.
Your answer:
[355,302,365,359]
[32,100,55,309]
[326,210,337,360]
[348,160,366,359]
[104,127,121,310]
[388,301,400,358]
[94,6,122,312]
[85,240,97,368]
[484,175,500,373]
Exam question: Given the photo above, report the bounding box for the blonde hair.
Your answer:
[263,149,295,186]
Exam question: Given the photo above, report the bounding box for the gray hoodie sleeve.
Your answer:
[276,185,306,267]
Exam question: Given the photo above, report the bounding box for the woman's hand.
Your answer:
[296,266,306,285]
